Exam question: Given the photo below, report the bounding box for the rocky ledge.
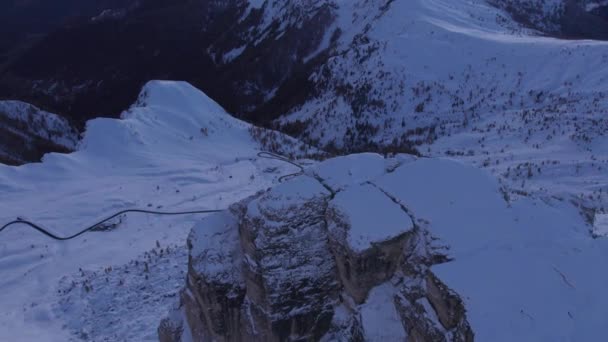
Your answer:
[159,153,473,341]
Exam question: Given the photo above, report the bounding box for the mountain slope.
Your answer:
[2,0,607,203]
[0,81,315,341]
[0,0,335,127]
[2,0,608,125]
[276,0,608,215]
[491,0,608,38]
[0,0,132,68]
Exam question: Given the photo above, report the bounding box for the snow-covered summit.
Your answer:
[74,80,257,165]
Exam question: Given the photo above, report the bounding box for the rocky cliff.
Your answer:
[0,100,78,165]
[159,154,473,341]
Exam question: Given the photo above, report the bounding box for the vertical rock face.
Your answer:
[159,154,474,341]
[393,268,473,342]
[163,211,246,342]
[235,176,338,341]
[326,183,416,304]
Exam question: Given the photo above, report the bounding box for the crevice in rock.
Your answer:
[310,170,338,199]
[367,180,452,265]
[365,180,413,216]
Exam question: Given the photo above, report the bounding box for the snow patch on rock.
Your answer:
[330,183,414,252]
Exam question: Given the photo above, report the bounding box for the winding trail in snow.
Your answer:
[257,151,305,182]
[0,209,225,241]
[0,151,305,241]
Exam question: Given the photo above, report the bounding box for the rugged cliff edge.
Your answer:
[158,153,473,341]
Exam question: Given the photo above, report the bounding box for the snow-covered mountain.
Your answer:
[3,0,607,124]
[1,0,608,341]
[3,0,607,217]
[273,0,608,217]
[2,81,605,341]
[0,101,78,165]
[0,81,316,341]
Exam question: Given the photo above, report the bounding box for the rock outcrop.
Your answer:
[159,154,473,341]
[0,100,78,165]
[490,0,608,39]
